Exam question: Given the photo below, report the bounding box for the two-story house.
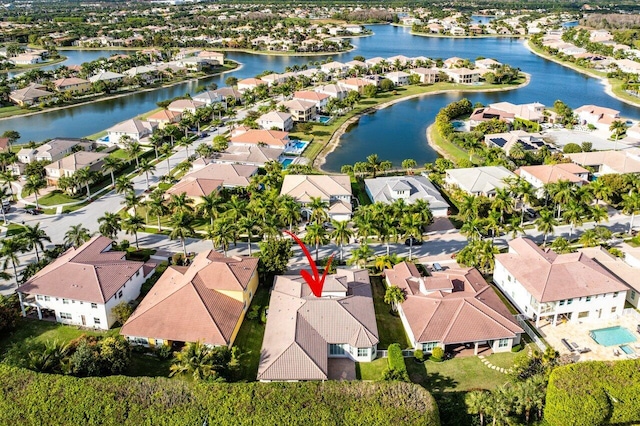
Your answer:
[515,163,589,197]
[44,151,109,186]
[494,238,629,327]
[17,236,155,330]
[279,99,317,122]
[257,269,379,381]
[257,111,294,131]
[575,105,621,131]
[121,251,259,348]
[16,138,93,165]
[280,174,353,221]
[364,175,450,217]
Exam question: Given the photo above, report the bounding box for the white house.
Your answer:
[280,174,353,221]
[575,104,621,132]
[494,238,628,327]
[257,111,294,131]
[384,71,411,86]
[444,166,516,197]
[17,236,155,330]
[107,119,156,144]
[364,175,450,217]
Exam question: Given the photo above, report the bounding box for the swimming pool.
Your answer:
[317,116,331,124]
[281,158,293,169]
[589,326,637,347]
[292,141,307,150]
[620,344,635,355]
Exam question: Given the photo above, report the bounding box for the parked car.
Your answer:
[404,236,423,246]
[322,221,335,231]
[525,208,537,219]
[26,209,41,215]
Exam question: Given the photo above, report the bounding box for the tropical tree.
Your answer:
[277,195,302,232]
[64,224,91,248]
[621,191,640,235]
[458,194,480,222]
[147,194,169,232]
[308,196,328,224]
[1,237,26,287]
[122,190,144,215]
[122,214,145,249]
[125,140,143,168]
[401,158,417,175]
[207,218,235,256]
[562,199,585,239]
[138,158,156,190]
[578,228,599,247]
[103,157,122,188]
[22,223,51,263]
[168,192,193,214]
[609,119,627,149]
[73,167,97,197]
[550,236,573,254]
[177,137,193,158]
[348,243,373,268]
[374,253,402,272]
[197,193,224,225]
[330,219,353,261]
[304,223,329,262]
[23,175,46,210]
[589,178,612,205]
[159,143,173,172]
[465,390,492,426]
[238,215,260,255]
[169,341,229,381]
[384,285,405,313]
[365,153,392,178]
[169,212,195,257]
[535,209,558,246]
[491,188,513,224]
[98,212,122,240]
[114,175,133,195]
[401,212,423,261]
[0,170,18,197]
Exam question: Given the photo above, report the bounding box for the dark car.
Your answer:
[322,221,335,231]
[404,236,423,246]
[525,208,537,219]
[26,209,41,215]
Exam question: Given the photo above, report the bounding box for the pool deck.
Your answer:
[538,313,640,361]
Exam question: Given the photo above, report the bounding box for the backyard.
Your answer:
[231,285,270,381]
[370,275,411,349]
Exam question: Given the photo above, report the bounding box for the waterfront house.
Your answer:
[17,236,155,330]
[257,269,378,382]
[52,77,91,94]
[469,107,515,129]
[237,78,266,93]
[293,90,330,111]
[444,166,516,197]
[121,251,258,348]
[338,77,376,94]
[320,61,349,76]
[146,109,182,129]
[484,130,547,153]
[314,83,348,100]
[88,71,125,83]
[197,50,224,65]
[384,71,411,86]
[384,262,523,355]
[364,175,450,217]
[443,68,481,84]
[575,105,621,131]
[257,111,294,131]
[280,174,352,221]
[229,129,292,150]
[280,99,317,122]
[17,138,93,164]
[475,58,502,69]
[44,151,109,186]
[494,238,628,327]
[567,149,640,175]
[9,83,53,106]
[11,53,42,65]
[192,90,224,106]
[489,102,547,123]
[107,119,156,144]
[167,99,206,114]
[443,57,465,68]
[410,68,439,84]
[209,87,242,104]
[615,59,640,75]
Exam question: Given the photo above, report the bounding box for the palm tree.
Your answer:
[238,215,260,255]
[147,194,169,232]
[384,285,405,313]
[578,228,599,247]
[589,204,608,225]
[103,157,122,188]
[98,212,122,240]
[73,167,96,197]
[114,175,133,195]
[169,212,195,257]
[491,188,513,223]
[64,224,91,248]
[535,209,558,246]
[374,253,401,272]
[609,119,627,150]
[550,236,573,254]
[304,222,329,262]
[548,180,574,219]
[365,153,392,178]
[348,243,373,268]
[125,140,143,168]
[177,137,193,158]
[0,170,18,198]
[159,143,173,172]
[308,196,328,224]
[621,191,640,235]
[168,192,193,215]
[458,194,479,222]
[22,223,50,263]
[278,195,302,231]
[401,158,417,175]
[330,219,353,261]
[562,199,585,240]
[207,218,235,256]
[122,190,143,215]
[465,390,491,426]
[589,178,612,205]
[197,193,224,225]
[23,175,46,210]
[1,237,26,287]
[0,186,10,224]
[138,158,156,190]
[169,341,219,381]
[401,212,423,261]
[122,214,145,249]
[223,195,247,222]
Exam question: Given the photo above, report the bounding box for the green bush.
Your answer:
[384,343,409,381]
[156,345,173,360]
[431,346,444,361]
[562,143,582,153]
[0,365,440,425]
[511,344,522,353]
[545,360,640,426]
[414,349,425,362]
[247,305,261,321]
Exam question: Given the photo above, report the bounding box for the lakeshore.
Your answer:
[524,39,640,108]
[0,62,241,123]
[315,73,530,171]
[0,56,68,74]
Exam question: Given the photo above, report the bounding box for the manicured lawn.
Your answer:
[5,223,26,236]
[37,190,81,206]
[0,105,31,118]
[108,148,134,161]
[232,285,270,381]
[427,124,475,165]
[407,356,511,392]
[125,352,172,377]
[485,349,522,369]
[352,178,372,206]
[356,357,387,380]
[370,275,411,349]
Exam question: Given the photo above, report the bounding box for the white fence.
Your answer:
[376,349,415,358]
[516,314,547,351]
[623,308,640,322]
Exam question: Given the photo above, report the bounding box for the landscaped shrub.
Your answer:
[414,349,425,362]
[545,360,640,426]
[384,343,409,381]
[431,346,444,362]
[511,344,522,353]
[0,365,441,425]
[246,305,261,321]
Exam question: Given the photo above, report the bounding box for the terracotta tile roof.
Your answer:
[496,238,629,302]
[53,77,90,89]
[121,251,258,346]
[238,78,265,86]
[578,246,639,293]
[516,163,588,185]
[230,129,290,148]
[293,91,330,102]
[258,269,378,381]
[17,236,143,304]
[281,99,316,112]
[280,174,351,202]
[187,163,258,187]
[384,262,522,344]
[0,138,8,151]
[567,150,640,174]
[147,109,182,122]
[165,178,223,198]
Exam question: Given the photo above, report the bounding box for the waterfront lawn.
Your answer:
[0,105,31,119]
[427,124,472,165]
[370,275,411,349]
[232,286,270,381]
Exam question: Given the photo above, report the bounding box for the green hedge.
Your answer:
[385,343,409,381]
[0,365,440,425]
[545,360,640,426]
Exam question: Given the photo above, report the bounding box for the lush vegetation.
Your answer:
[383,343,409,381]
[545,359,640,426]
[0,365,441,425]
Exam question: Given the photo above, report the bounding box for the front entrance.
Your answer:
[81,315,86,326]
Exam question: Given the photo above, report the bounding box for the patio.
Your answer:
[328,358,356,380]
[538,312,640,361]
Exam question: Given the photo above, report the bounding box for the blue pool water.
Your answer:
[620,344,634,355]
[281,158,293,168]
[318,116,331,124]
[589,326,637,347]
[452,120,465,128]
[293,141,307,149]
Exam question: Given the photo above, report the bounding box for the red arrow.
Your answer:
[284,230,333,298]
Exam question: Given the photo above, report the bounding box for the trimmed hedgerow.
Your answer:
[383,343,409,381]
[0,365,440,425]
[545,359,640,426]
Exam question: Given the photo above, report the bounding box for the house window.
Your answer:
[94,318,101,325]
[498,339,509,348]
[586,296,591,302]
[567,299,573,305]
[36,295,43,301]
[118,290,123,298]
[611,307,617,314]
[507,275,512,282]
[44,296,50,301]
[578,311,589,318]
[613,292,619,298]
[60,312,72,320]
[559,300,565,306]
[329,344,345,355]
[421,342,438,352]
[632,291,637,300]
[91,303,97,309]
[357,348,368,357]
[136,270,140,277]
[63,299,69,304]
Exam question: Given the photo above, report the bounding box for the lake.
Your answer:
[1,25,638,172]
